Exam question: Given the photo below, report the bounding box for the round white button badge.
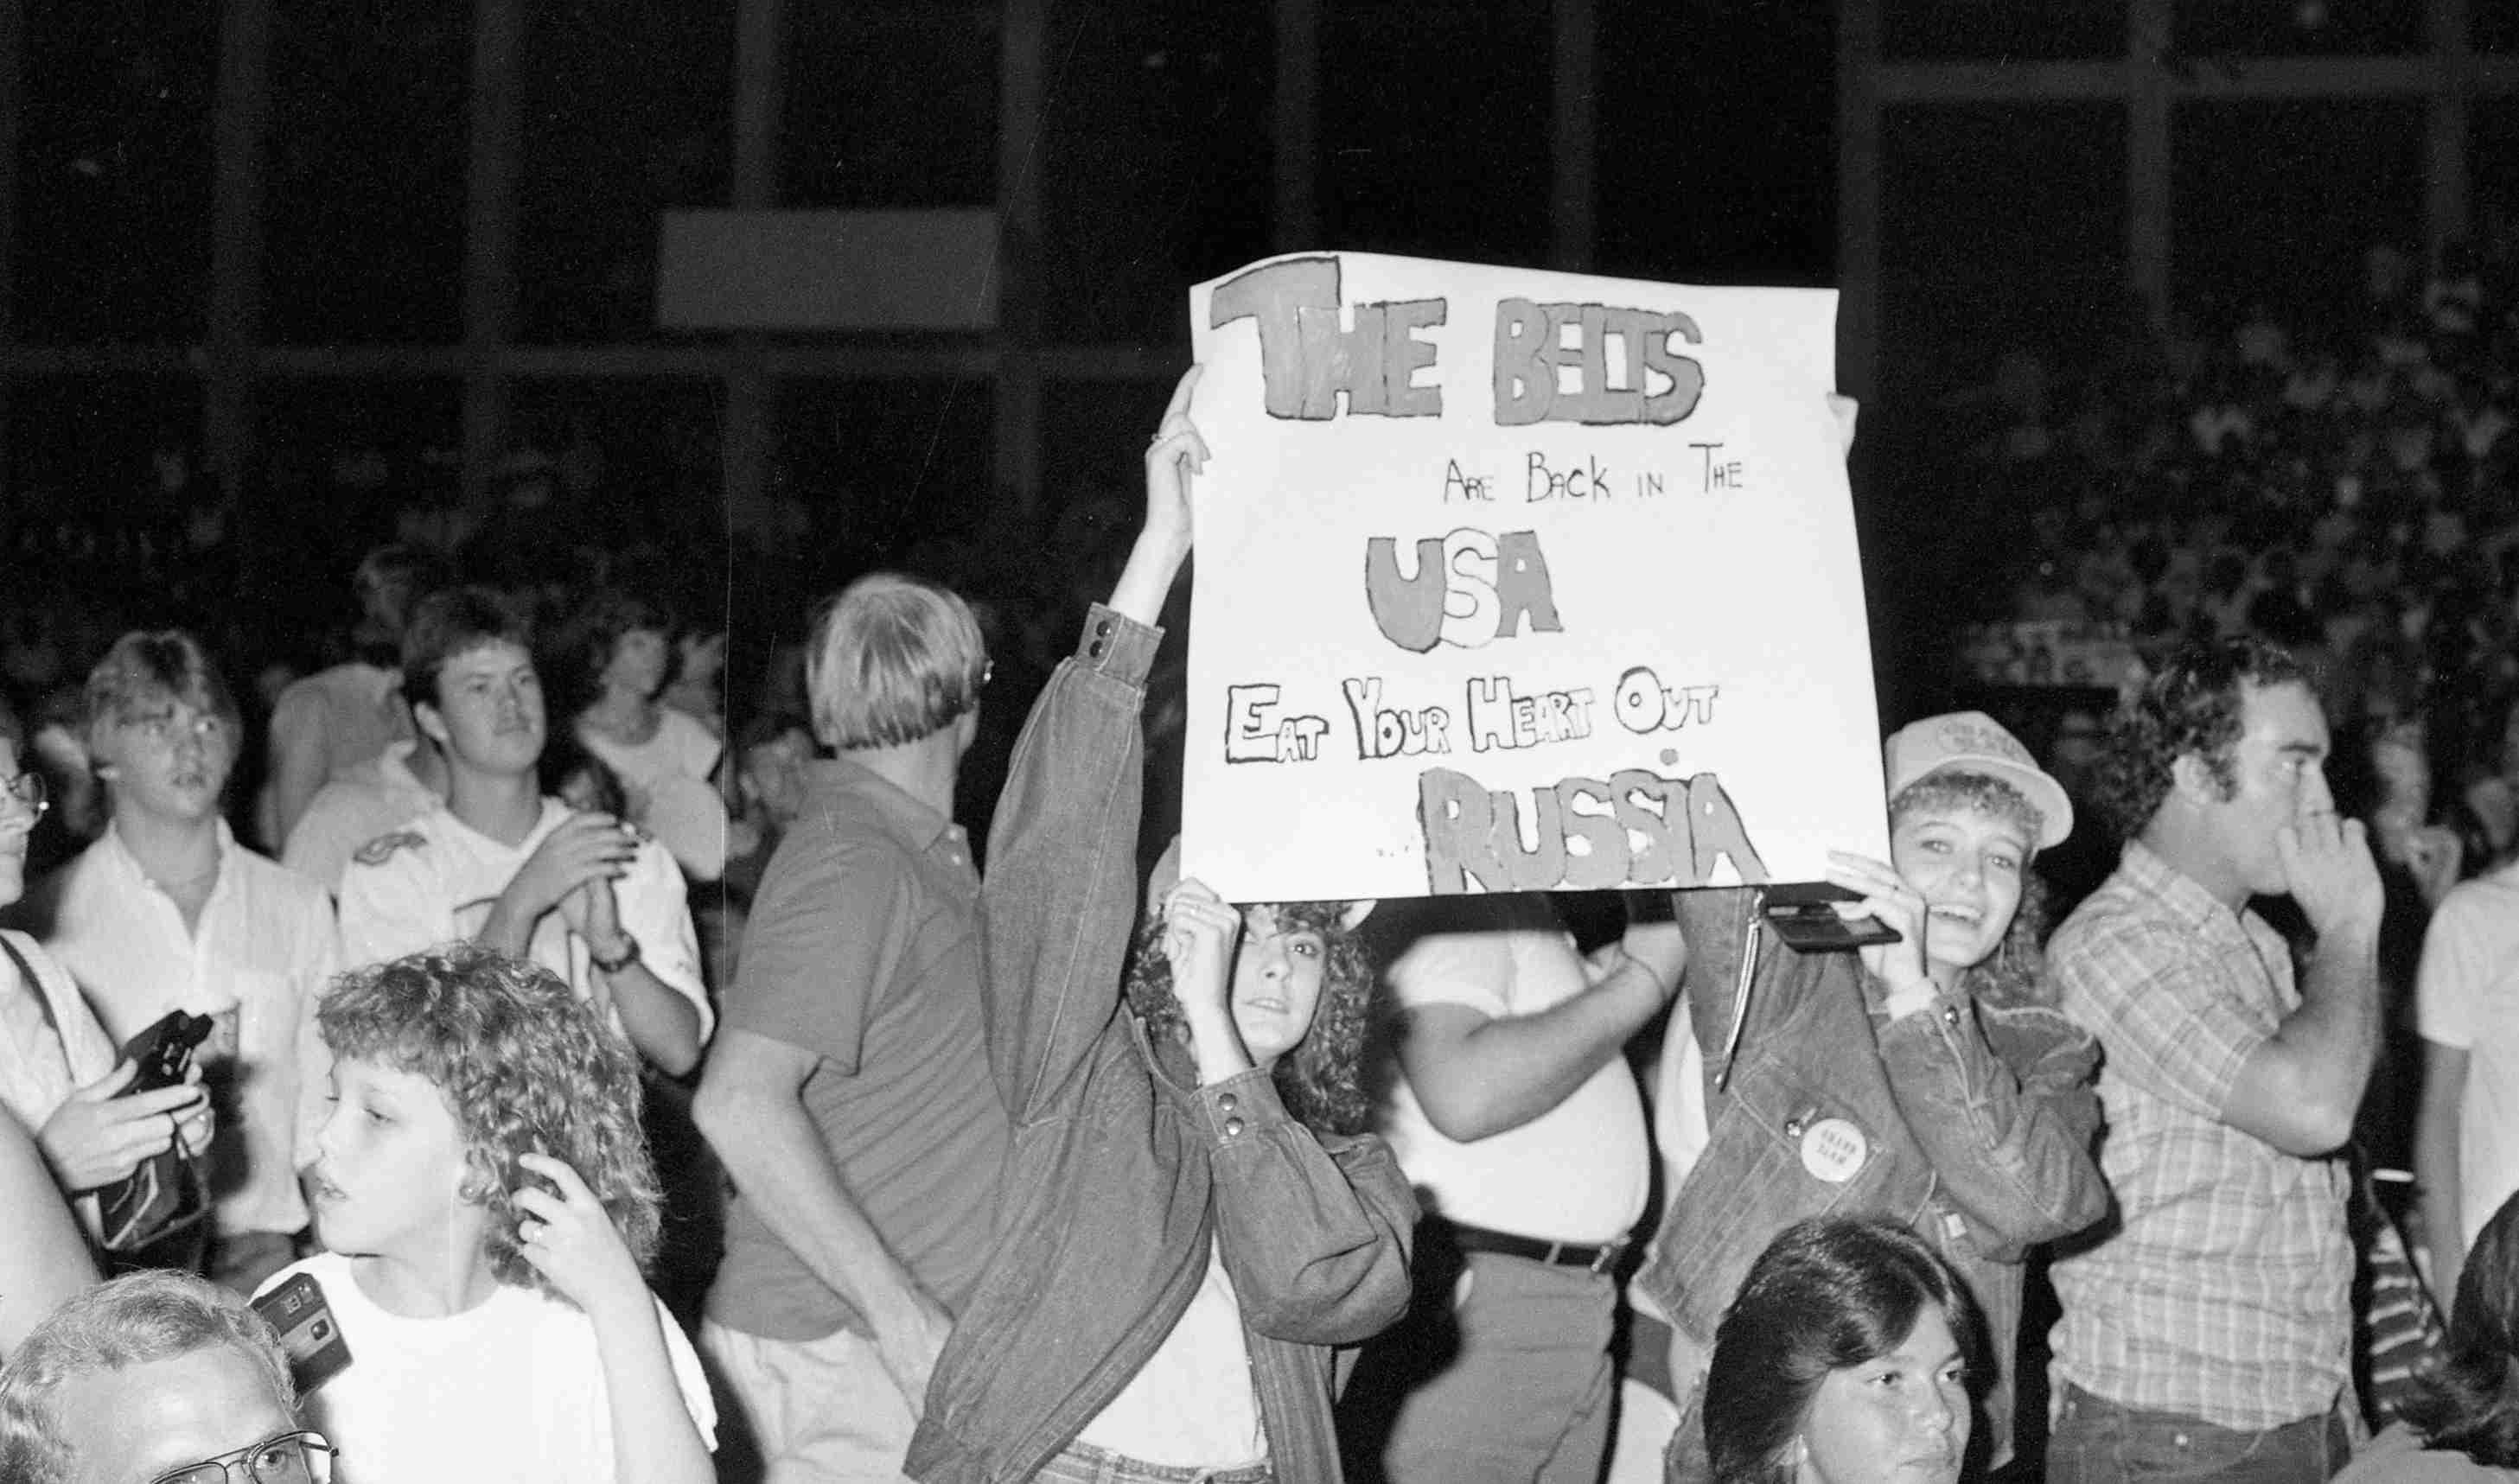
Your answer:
[1799,1118,1868,1183]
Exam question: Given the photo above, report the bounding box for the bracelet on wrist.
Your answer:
[589,936,642,975]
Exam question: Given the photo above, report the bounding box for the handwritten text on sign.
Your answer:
[1182,252,1885,904]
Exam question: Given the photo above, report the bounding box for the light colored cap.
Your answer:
[1883,710,2074,850]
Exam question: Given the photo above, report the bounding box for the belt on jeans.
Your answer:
[1437,1218,1628,1275]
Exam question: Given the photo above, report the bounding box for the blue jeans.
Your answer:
[2047,1383,2350,1484]
[1033,1441,1272,1484]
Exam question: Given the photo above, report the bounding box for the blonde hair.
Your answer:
[805,573,987,750]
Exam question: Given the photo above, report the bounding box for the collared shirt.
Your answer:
[336,798,712,1048]
[41,822,340,1237]
[2050,840,2354,1429]
[705,755,1010,1344]
[281,739,442,896]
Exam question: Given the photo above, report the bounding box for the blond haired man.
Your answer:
[693,572,1010,1483]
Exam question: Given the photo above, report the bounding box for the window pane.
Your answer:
[1884,0,2122,61]
[1880,104,2127,402]
[1041,377,1176,527]
[2473,101,2519,245]
[2171,99,2424,327]
[265,0,467,342]
[2479,3,2519,54]
[784,2,995,207]
[1041,0,1272,345]
[15,0,215,341]
[7,377,206,582]
[2176,0,2420,56]
[253,379,462,583]
[1595,0,1834,288]
[773,376,995,580]
[504,378,725,596]
[1321,0,1553,265]
[517,2,732,343]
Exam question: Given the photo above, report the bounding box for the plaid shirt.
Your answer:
[2049,842,2354,1430]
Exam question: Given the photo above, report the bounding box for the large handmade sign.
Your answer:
[1181,252,1886,904]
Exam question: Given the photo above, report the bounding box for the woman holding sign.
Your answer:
[1639,711,2111,1483]
[904,370,1415,1484]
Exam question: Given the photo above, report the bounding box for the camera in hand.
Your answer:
[121,1010,215,1094]
[1762,882,1902,954]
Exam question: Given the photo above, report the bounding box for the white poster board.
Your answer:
[1182,252,1886,904]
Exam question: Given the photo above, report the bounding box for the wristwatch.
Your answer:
[589,935,642,975]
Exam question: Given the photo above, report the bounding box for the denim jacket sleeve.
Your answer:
[980,605,1159,1126]
[1197,1067,1418,1347]
[1871,988,2110,1258]
[1677,886,1757,1092]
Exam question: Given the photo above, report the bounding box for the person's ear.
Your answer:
[2170,751,2221,806]
[415,699,450,747]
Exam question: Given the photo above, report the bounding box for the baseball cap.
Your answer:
[1882,710,2074,850]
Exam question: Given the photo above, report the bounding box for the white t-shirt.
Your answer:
[2416,861,2519,1247]
[335,799,711,1048]
[581,711,726,882]
[259,1252,715,1484]
[1374,895,1650,1245]
[283,740,441,897]
[1075,1238,1266,1468]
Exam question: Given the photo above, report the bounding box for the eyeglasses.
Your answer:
[148,1430,335,1484]
[125,710,230,749]
[2,770,46,819]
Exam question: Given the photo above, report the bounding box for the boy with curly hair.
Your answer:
[258,943,713,1484]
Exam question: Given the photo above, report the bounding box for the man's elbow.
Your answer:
[1414,1086,1519,1144]
[2258,1098,2357,1159]
[691,1066,764,1149]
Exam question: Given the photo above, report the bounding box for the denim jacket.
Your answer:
[905,608,1418,1484]
[1635,886,2109,1458]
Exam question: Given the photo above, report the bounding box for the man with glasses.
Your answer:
[31,632,339,1295]
[0,1268,331,1484]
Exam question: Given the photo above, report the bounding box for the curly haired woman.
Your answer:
[905,367,1415,1484]
[258,943,713,1484]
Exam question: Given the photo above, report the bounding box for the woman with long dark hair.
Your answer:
[2337,1188,2519,1481]
[1703,1217,1977,1484]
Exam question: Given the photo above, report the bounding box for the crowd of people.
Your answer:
[2,356,2519,1484]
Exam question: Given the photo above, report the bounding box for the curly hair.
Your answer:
[1122,901,1378,1136]
[316,945,661,1297]
[1889,771,2055,1010]
[2091,637,2307,843]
